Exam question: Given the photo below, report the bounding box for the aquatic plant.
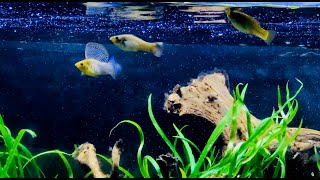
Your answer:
[0,114,132,178]
[110,79,304,178]
[0,113,76,178]
[0,114,42,178]
[0,79,312,178]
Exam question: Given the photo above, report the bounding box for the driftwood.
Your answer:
[73,139,123,178]
[156,153,179,178]
[164,72,320,153]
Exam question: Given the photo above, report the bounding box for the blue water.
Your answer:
[0,2,319,177]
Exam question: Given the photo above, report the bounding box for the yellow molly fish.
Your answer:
[75,42,122,79]
[109,34,164,57]
[225,7,276,45]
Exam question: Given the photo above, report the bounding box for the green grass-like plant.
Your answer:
[0,79,313,178]
[110,80,304,178]
[0,114,133,178]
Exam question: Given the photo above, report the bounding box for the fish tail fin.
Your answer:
[264,30,276,45]
[230,7,242,11]
[109,56,122,80]
[152,42,164,57]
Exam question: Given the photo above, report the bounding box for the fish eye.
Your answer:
[80,63,83,66]
[115,37,119,40]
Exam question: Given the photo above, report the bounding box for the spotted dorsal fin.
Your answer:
[85,42,109,63]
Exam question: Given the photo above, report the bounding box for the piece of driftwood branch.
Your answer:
[164,72,320,153]
[73,139,123,178]
[110,139,123,178]
[73,142,108,178]
[156,153,179,178]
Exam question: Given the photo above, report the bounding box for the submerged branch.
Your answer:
[73,139,123,178]
[163,72,320,153]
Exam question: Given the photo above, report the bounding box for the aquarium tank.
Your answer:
[1,1,320,178]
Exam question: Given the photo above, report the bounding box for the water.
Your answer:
[0,2,320,178]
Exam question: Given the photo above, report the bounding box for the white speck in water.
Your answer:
[285,41,291,45]
[279,52,293,57]
[300,52,320,57]
[293,152,300,159]
[218,33,223,36]
[311,172,314,177]
[9,7,12,10]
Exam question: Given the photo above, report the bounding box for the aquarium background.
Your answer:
[0,2,319,177]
